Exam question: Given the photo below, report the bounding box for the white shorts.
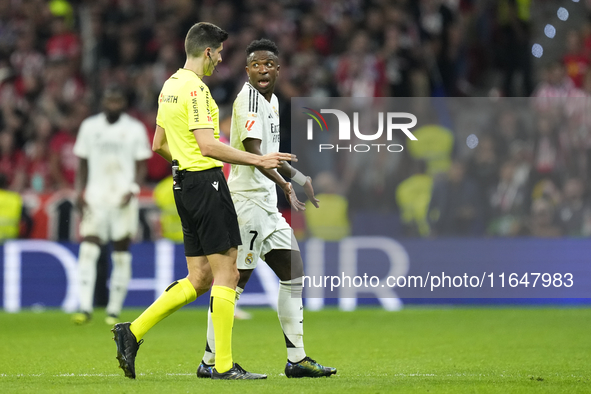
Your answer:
[233,197,299,270]
[80,198,139,242]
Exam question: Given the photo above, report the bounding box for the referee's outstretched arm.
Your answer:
[152,123,295,170]
[193,126,295,169]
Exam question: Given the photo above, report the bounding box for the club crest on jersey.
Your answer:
[245,253,254,266]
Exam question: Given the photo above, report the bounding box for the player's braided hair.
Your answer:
[185,22,228,58]
[246,38,279,57]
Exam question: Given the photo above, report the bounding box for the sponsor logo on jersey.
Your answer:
[192,97,199,122]
[245,253,254,265]
[98,141,123,154]
[161,95,178,103]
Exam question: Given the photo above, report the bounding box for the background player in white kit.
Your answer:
[197,39,336,378]
[72,87,152,325]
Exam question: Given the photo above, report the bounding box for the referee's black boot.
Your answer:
[111,322,143,379]
[211,363,267,380]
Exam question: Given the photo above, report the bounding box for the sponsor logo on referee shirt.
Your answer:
[160,94,178,103]
[192,97,199,122]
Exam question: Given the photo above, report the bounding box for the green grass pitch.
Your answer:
[0,306,589,393]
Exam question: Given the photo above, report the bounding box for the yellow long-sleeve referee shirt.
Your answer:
[156,68,223,171]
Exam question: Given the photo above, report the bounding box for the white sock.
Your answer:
[202,286,244,365]
[77,242,101,313]
[106,251,132,317]
[278,278,306,363]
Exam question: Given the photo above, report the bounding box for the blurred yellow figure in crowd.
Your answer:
[304,172,350,241]
[407,124,454,176]
[0,174,22,241]
[153,176,183,242]
[395,161,433,237]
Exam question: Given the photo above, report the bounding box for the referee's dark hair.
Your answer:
[245,38,279,63]
[185,22,229,58]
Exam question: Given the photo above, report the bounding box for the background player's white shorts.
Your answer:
[80,198,139,242]
[233,197,299,270]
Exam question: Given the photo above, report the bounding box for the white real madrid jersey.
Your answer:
[73,112,152,206]
[227,82,280,211]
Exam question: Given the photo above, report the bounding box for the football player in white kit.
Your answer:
[72,87,152,325]
[197,39,337,378]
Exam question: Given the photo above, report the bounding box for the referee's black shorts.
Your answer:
[173,167,242,256]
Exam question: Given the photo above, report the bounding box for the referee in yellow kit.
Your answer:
[111,22,294,380]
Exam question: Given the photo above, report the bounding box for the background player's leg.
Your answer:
[106,197,139,323]
[129,256,212,341]
[265,249,306,363]
[94,246,110,307]
[75,204,108,324]
[76,236,102,321]
[207,248,239,373]
[106,237,132,322]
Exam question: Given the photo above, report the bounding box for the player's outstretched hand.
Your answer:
[303,177,320,208]
[282,182,306,211]
[259,152,297,169]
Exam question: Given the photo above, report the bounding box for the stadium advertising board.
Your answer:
[1,238,590,312]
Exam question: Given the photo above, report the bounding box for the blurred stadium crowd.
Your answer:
[1,0,591,239]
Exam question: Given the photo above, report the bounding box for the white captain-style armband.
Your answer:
[291,170,307,187]
[129,183,140,195]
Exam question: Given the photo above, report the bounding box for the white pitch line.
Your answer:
[0,372,246,378]
[1,372,587,379]
[164,373,194,376]
[0,373,122,378]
